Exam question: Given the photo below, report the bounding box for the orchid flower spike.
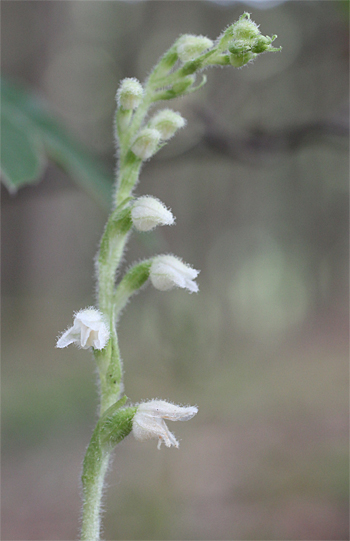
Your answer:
[132,400,198,449]
[150,255,199,293]
[56,308,110,350]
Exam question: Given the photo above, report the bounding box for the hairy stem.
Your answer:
[81,451,110,541]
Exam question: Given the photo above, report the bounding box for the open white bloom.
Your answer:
[56,308,109,350]
[149,109,186,141]
[116,77,143,110]
[133,400,198,449]
[150,255,199,293]
[131,196,174,232]
[131,128,161,160]
[177,34,214,62]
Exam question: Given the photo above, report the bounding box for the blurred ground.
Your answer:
[1,1,349,540]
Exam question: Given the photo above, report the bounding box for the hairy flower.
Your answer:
[149,109,186,140]
[56,308,109,350]
[177,34,214,62]
[150,255,199,293]
[133,400,198,449]
[131,196,174,231]
[131,128,161,160]
[116,77,143,110]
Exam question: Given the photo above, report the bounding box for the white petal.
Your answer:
[79,324,91,348]
[76,309,104,330]
[133,414,178,448]
[138,400,198,421]
[56,327,78,348]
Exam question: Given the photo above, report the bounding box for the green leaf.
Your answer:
[1,77,114,206]
[0,105,46,191]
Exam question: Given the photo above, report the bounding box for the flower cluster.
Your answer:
[57,15,280,467]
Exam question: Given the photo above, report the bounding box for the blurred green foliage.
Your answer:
[1,78,113,205]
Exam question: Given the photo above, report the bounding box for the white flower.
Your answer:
[149,109,186,141]
[56,308,109,350]
[131,128,161,160]
[133,400,198,449]
[150,255,199,293]
[177,34,214,62]
[116,77,143,110]
[131,196,174,232]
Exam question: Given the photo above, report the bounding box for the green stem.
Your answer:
[80,42,204,541]
[99,330,123,414]
[81,450,110,541]
[81,402,136,540]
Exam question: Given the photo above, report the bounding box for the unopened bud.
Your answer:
[149,109,186,141]
[229,51,256,68]
[231,12,260,42]
[172,75,195,94]
[251,34,281,54]
[131,128,161,160]
[117,78,143,110]
[228,40,251,55]
[150,255,199,293]
[131,196,174,231]
[177,34,213,62]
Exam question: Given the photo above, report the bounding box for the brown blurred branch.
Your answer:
[173,108,349,165]
[201,109,348,160]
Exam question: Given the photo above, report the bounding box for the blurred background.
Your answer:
[1,1,349,540]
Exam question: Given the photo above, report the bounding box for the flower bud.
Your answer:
[131,128,161,160]
[251,34,280,54]
[131,196,174,231]
[231,12,260,42]
[56,308,109,350]
[228,40,251,55]
[116,78,143,110]
[176,34,214,62]
[133,400,198,449]
[149,109,186,141]
[150,255,199,293]
[171,75,195,95]
[229,51,256,68]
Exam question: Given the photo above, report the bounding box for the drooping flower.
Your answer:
[131,196,174,232]
[132,399,198,449]
[150,255,199,293]
[56,308,109,350]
